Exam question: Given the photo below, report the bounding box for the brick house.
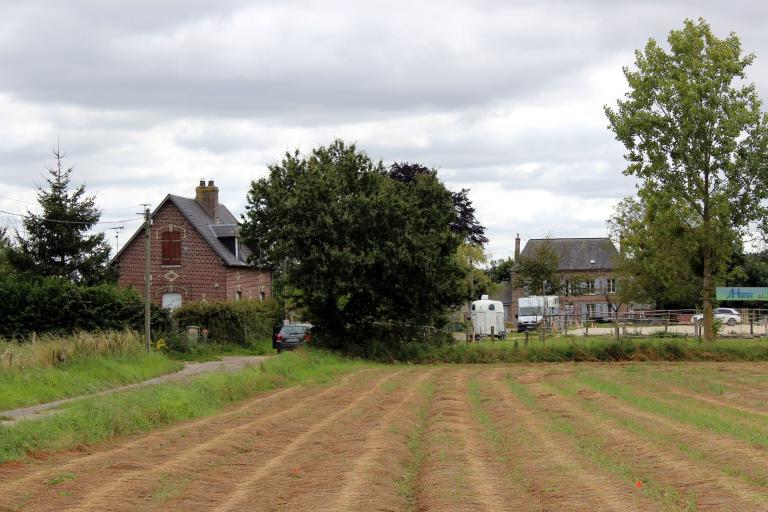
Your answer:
[494,236,625,324]
[113,180,271,308]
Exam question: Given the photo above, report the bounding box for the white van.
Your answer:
[517,295,559,332]
[471,295,506,339]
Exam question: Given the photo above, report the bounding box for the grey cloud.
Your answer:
[2,0,768,251]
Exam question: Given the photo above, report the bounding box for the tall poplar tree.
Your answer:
[605,19,768,340]
[10,148,114,284]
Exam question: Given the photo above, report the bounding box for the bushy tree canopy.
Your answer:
[9,149,114,285]
[388,162,488,246]
[608,193,705,309]
[513,239,560,296]
[241,140,466,349]
[605,18,768,339]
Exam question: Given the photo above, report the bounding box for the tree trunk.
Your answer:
[702,243,714,341]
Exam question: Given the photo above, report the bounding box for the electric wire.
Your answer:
[0,209,142,225]
[0,193,142,211]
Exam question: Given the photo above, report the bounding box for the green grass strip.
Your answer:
[397,378,435,512]
[504,375,697,511]
[0,349,367,463]
[576,373,768,448]
[547,377,768,492]
[0,352,183,411]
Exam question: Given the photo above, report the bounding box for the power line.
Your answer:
[0,194,142,211]
[0,209,142,225]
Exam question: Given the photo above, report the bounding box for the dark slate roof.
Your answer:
[168,195,251,266]
[112,194,251,267]
[209,224,238,238]
[519,238,618,271]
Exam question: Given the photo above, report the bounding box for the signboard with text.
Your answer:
[715,287,768,301]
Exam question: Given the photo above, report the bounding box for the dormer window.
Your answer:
[161,230,181,266]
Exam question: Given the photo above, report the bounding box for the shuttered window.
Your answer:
[161,231,181,266]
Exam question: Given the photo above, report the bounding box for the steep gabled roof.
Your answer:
[112,194,251,267]
[520,238,618,271]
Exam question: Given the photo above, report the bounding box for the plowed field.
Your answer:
[2,362,768,511]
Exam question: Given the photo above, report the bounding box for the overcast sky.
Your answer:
[1,1,767,259]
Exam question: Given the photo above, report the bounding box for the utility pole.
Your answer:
[141,205,151,352]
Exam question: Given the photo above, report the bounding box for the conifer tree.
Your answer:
[10,147,115,284]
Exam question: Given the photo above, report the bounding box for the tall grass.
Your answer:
[0,331,182,411]
[0,330,144,370]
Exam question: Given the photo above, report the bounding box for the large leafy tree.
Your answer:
[388,162,488,245]
[486,256,515,283]
[241,140,465,349]
[9,148,114,285]
[513,239,560,296]
[607,193,704,309]
[605,18,768,340]
[455,243,496,302]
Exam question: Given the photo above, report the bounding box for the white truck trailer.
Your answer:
[471,295,506,339]
[516,295,559,332]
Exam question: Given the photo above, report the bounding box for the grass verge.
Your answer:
[372,336,768,363]
[0,352,182,411]
[0,349,367,463]
[166,339,274,362]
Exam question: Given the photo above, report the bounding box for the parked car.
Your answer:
[273,323,313,353]
[691,308,741,326]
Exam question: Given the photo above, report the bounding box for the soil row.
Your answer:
[2,363,768,511]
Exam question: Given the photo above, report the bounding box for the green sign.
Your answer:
[716,287,768,301]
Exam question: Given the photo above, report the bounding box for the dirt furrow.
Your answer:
[604,365,768,418]
[0,376,319,496]
[528,379,766,510]
[326,370,434,512]
[59,369,397,512]
[0,369,376,512]
[480,369,655,512]
[667,387,768,417]
[416,369,530,511]
[235,370,436,512]
[553,380,768,498]
[198,369,406,512]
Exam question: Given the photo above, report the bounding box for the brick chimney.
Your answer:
[514,233,521,260]
[195,179,219,220]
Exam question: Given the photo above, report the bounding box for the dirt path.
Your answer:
[0,355,272,425]
[2,363,768,511]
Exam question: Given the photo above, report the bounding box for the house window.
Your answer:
[161,292,182,310]
[564,280,571,294]
[585,303,596,319]
[235,291,242,301]
[606,278,616,294]
[161,231,181,266]
[583,280,595,295]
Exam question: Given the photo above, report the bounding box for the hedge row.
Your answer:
[172,299,280,345]
[0,276,170,339]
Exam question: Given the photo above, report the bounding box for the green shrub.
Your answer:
[0,275,169,339]
[172,299,279,345]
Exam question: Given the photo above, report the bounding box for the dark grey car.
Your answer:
[273,323,313,353]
